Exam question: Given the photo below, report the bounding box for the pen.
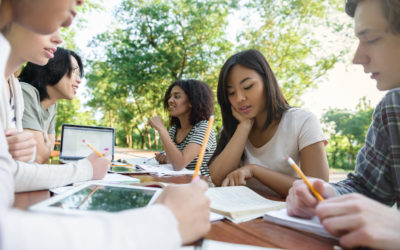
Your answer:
[287,157,324,201]
[82,139,103,157]
[143,152,164,164]
[191,115,214,182]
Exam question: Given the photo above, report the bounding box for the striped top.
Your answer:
[332,88,400,207]
[8,85,17,129]
[169,120,216,176]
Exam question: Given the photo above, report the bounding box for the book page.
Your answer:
[206,186,285,212]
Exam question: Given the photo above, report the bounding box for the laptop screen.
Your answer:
[59,124,115,162]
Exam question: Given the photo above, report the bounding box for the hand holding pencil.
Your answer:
[286,157,338,219]
[83,139,111,180]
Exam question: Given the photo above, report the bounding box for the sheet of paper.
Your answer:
[210,211,224,222]
[50,174,140,194]
[202,240,282,250]
[122,157,159,165]
[263,208,337,239]
[122,158,195,176]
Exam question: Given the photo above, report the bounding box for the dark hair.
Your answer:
[345,0,400,34]
[19,47,83,101]
[163,79,214,128]
[210,49,289,162]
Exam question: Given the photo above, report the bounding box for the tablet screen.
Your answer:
[30,183,160,214]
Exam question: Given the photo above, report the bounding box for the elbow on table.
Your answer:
[209,171,224,187]
[171,162,187,171]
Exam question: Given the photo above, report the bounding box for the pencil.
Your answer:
[82,139,103,157]
[287,157,324,201]
[191,115,214,182]
[77,185,100,209]
[111,164,133,167]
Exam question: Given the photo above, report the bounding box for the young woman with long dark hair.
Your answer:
[209,49,329,196]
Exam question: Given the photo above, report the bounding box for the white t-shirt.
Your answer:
[242,108,327,178]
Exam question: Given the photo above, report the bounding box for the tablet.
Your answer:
[30,182,161,214]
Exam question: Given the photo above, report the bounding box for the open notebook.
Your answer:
[206,186,286,223]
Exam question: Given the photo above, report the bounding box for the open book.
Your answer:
[206,186,286,223]
[263,208,337,239]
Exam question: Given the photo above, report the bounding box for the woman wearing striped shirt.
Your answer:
[149,79,216,176]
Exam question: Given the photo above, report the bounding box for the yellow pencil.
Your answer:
[111,164,133,167]
[191,115,214,182]
[287,157,324,201]
[77,185,100,209]
[82,139,103,157]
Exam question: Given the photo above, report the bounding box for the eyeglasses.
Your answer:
[72,66,81,78]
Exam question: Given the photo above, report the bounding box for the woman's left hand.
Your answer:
[221,164,255,186]
[148,116,165,131]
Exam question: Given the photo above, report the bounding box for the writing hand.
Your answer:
[87,151,111,179]
[155,152,168,164]
[316,193,400,249]
[286,178,336,218]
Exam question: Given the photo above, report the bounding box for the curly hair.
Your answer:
[163,79,214,128]
[345,0,400,34]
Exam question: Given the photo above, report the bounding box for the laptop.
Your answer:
[59,124,115,163]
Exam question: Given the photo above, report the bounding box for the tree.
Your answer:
[55,0,104,138]
[86,0,238,148]
[236,0,351,106]
[322,97,374,169]
[55,99,97,139]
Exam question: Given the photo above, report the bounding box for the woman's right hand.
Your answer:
[87,151,111,180]
[148,116,166,132]
[231,106,254,128]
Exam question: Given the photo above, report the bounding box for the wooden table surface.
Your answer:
[14,174,340,249]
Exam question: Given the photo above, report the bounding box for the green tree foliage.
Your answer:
[237,0,350,105]
[54,0,104,138]
[86,0,238,148]
[61,0,104,51]
[81,0,353,150]
[55,99,97,139]
[322,97,374,170]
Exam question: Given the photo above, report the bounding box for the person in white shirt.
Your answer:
[209,49,329,197]
[1,22,110,192]
[0,0,210,249]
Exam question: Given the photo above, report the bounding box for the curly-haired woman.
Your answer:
[149,79,216,176]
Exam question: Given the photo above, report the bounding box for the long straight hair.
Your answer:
[210,49,290,163]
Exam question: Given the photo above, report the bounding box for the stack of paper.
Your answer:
[263,208,337,239]
[122,158,195,176]
[135,163,195,176]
